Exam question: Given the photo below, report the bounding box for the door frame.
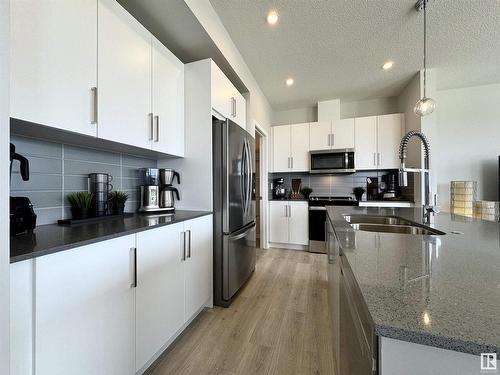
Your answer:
[254,121,269,249]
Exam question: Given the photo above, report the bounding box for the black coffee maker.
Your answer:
[10,143,37,235]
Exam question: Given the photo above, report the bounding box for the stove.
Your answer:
[308,196,358,253]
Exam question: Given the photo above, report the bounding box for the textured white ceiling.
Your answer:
[210,0,500,110]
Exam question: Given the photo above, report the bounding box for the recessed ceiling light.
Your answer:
[267,11,279,25]
[285,77,294,86]
[382,61,394,71]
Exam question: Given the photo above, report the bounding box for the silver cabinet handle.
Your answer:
[91,87,97,125]
[154,115,159,142]
[284,205,287,217]
[181,231,186,261]
[230,97,236,117]
[373,152,376,166]
[149,113,154,141]
[288,205,292,217]
[377,152,380,166]
[327,134,331,147]
[131,247,137,288]
[291,157,294,169]
[331,133,334,147]
[186,229,192,258]
[287,157,290,169]
[233,97,237,117]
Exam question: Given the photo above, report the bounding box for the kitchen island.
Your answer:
[326,206,500,374]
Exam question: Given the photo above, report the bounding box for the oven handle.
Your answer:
[309,206,327,211]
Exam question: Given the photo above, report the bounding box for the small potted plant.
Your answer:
[300,186,313,199]
[353,186,366,201]
[109,191,129,215]
[67,191,93,220]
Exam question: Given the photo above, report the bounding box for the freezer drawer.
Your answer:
[223,222,256,300]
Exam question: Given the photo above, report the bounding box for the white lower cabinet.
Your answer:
[135,223,185,372]
[35,235,136,375]
[135,215,213,372]
[269,201,308,246]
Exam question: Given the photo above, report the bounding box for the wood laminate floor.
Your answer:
[150,248,335,375]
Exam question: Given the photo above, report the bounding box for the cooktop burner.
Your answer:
[308,196,359,206]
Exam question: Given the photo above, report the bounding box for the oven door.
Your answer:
[310,149,355,174]
[309,206,327,253]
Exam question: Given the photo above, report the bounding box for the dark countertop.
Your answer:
[10,210,212,263]
[327,206,500,356]
[269,198,308,201]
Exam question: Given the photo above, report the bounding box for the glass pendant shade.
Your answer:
[414,96,436,116]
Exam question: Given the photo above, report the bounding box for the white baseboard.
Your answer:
[268,242,309,251]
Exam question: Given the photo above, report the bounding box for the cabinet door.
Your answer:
[151,36,185,156]
[98,0,152,150]
[10,0,97,136]
[377,114,403,170]
[184,215,213,321]
[354,116,378,170]
[290,122,310,172]
[211,62,232,119]
[269,201,289,243]
[272,125,291,172]
[35,235,136,375]
[309,121,332,151]
[136,223,185,372]
[11,260,34,375]
[288,202,309,245]
[332,118,355,149]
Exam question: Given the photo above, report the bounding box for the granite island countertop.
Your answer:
[327,206,500,356]
[10,210,212,263]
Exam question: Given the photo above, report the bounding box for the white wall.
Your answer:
[272,106,317,126]
[183,0,272,133]
[340,96,399,119]
[397,73,423,205]
[0,0,10,373]
[434,83,500,211]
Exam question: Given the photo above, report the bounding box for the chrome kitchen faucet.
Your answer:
[398,130,439,224]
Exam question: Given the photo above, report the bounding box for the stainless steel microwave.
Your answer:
[309,148,355,174]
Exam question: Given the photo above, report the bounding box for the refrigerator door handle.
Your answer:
[229,222,256,241]
[241,142,248,215]
[244,138,252,215]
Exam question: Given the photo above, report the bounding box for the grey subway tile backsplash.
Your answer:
[10,135,157,225]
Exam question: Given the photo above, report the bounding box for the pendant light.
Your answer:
[414,0,436,116]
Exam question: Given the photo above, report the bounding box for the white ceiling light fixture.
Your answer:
[266,10,279,25]
[285,77,294,86]
[414,0,436,117]
[382,61,394,71]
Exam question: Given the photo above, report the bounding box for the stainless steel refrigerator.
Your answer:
[213,118,256,307]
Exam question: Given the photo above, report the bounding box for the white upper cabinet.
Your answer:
[272,125,291,172]
[211,62,246,130]
[332,118,355,149]
[355,114,404,170]
[290,122,310,171]
[309,121,331,151]
[272,123,309,172]
[136,223,185,372]
[10,0,98,136]
[377,114,403,170]
[151,36,185,156]
[97,0,152,150]
[355,116,378,169]
[35,235,136,375]
[310,119,354,151]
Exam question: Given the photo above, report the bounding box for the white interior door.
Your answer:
[35,235,136,375]
[290,122,310,172]
[269,201,289,243]
[377,114,403,170]
[354,116,378,170]
[184,215,213,321]
[136,223,185,372]
[272,125,291,172]
[309,121,332,151]
[288,202,309,245]
[332,118,355,149]
[151,36,185,156]
[98,0,152,150]
[10,0,97,136]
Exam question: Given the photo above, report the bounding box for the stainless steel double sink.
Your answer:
[344,215,445,235]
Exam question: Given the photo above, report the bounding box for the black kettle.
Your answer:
[10,143,30,181]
